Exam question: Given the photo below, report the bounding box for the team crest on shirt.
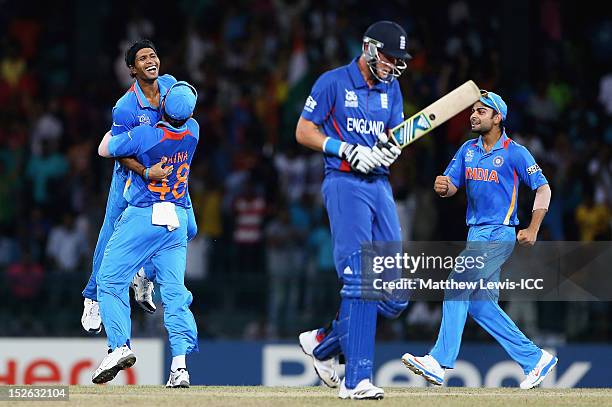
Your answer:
[465,149,474,162]
[138,114,151,125]
[380,93,388,109]
[493,155,504,167]
[345,89,358,108]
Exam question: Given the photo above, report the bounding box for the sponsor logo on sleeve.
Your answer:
[304,96,317,113]
[527,163,542,175]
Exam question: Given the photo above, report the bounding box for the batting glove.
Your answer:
[340,143,379,174]
[372,133,401,167]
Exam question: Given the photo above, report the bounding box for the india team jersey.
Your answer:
[301,57,404,176]
[110,74,177,177]
[444,132,548,226]
[108,119,199,208]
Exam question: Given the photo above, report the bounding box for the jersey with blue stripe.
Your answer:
[110,74,177,177]
[300,57,404,176]
[108,119,199,208]
[444,132,548,226]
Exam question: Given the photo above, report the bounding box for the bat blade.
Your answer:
[391,80,481,149]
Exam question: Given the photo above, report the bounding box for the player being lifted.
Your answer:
[295,21,410,399]
[81,40,198,332]
[93,81,199,387]
[401,91,557,389]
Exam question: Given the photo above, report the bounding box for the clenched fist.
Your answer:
[434,175,452,197]
[517,228,538,246]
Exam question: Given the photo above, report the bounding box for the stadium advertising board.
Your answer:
[0,338,163,385]
[179,342,611,388]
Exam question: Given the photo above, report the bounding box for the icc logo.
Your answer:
[138,114,151,125]
[345,89,358,108]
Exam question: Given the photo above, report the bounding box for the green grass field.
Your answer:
[11,386,612,407]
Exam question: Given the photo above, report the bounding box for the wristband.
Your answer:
[322,137,344,157]
[144,168,150,181]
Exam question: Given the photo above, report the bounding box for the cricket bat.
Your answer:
[391,80,481,148]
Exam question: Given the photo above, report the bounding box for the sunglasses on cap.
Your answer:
[479,89,502,116]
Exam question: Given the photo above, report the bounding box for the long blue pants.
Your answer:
[429,225,542,374]
[319,172,402,389]
[96,204,198,356]
[83,169,197,301]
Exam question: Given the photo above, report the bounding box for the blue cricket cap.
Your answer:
[479,90,507,121]
[164,81,197,121]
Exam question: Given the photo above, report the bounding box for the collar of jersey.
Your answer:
[348,57,387,92]
[476,131,508,153]
[134,78,170,110]
[155,120,188,131]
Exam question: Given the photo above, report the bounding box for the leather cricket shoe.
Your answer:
[338,379,384,400]
[298,329,340,388]
[131,268,156,313]
[401,353,445,386]
[92,345,136,384]
[81,298,102,334]
[166,368,190,388]
[520,350,558,389]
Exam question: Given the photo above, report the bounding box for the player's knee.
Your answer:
[161,284,193,309]
[377,299,408,319]
[339,250,365,300]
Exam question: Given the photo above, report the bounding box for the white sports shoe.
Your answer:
[520,350,558,389]
[131,268,156,313]
[401,353,445,386]
[81,298,102,333]
[166,369,190,388]
[298,329,340,388]
[338,378,384,400]
[92,345,136,384]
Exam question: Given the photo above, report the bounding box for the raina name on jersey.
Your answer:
[166,151,189,165]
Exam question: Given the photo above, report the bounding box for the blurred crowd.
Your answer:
[0,0,611,344]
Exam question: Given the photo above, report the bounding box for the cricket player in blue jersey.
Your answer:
[81,40,198,332]
[92,81,199,387]
[296,21,410,399]
[401,91,557,389]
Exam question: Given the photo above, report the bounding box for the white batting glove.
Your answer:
[372,133,401,167]
[340,143,379,174]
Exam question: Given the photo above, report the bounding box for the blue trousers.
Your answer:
[96,204,198,356]
[321,172,402,388]
[429,225,542,374]
[83,169,197,300]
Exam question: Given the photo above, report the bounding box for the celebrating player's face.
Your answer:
[470,101,499,133]
[132,48,160,82]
